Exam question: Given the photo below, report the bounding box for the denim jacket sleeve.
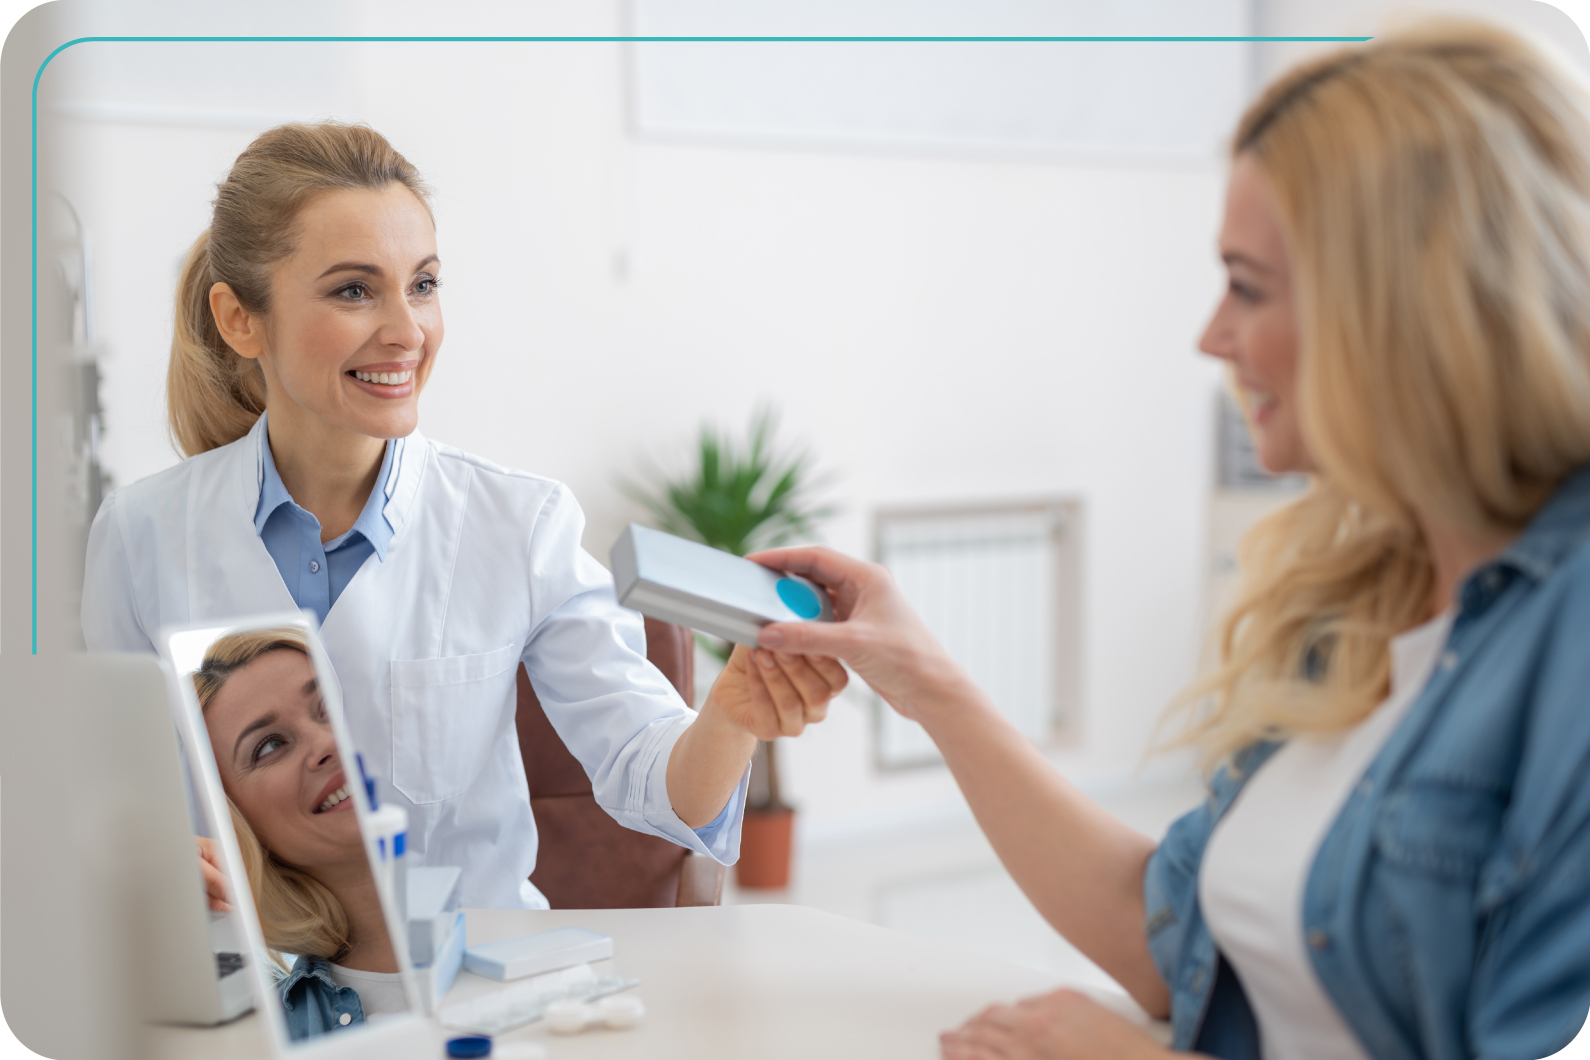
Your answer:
[1144,786,1219,1039]
[1467,549,1590,1060]
[1144,742,1279,1052]
[276,955,366,1041]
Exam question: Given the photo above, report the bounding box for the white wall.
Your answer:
[364,13,1229,827]
[62,0,1579,836]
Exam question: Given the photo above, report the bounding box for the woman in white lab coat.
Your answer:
[81,122,846,909]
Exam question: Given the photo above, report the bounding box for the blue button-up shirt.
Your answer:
[255,421,396,627]
[1144,464,1590,1059]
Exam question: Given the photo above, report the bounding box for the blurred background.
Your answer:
[36,0,1586,999]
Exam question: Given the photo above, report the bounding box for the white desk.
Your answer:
[148,904,1158,1059]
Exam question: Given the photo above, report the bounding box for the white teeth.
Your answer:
[317,785,349,813]
[352,370,412,385]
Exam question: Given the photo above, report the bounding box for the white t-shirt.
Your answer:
[1199,611,1454,1060]
[329,964,410,1019]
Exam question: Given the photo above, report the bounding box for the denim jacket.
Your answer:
[1144,465,1590,1060]
[276,955,365,1041]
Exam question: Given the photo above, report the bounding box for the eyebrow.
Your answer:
[1221,251,1274,274]
[232,712,277,766]
[316,255,440,281]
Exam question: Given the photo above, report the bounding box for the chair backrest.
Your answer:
[516,617,723,908]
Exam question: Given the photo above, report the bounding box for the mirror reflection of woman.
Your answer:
[193,628,397,1039]
[81,123,847,909]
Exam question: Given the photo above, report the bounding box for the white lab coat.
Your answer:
[82,416,744,908]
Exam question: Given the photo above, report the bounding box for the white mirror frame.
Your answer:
[159,611,434,1059]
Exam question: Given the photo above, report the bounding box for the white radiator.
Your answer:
[874,502,1079,768]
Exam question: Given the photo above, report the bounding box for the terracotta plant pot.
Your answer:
[736,807,795,889]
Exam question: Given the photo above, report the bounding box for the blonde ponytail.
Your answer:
[168,229,269,457]
[166,122,431,456]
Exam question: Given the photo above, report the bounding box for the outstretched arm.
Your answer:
[751,546,1169,1018]
[666,645,848,828]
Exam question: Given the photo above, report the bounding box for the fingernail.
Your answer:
[759,628,785,649]
[757,650,777,669]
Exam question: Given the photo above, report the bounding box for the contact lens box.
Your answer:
[609,524,833,646]
[463,927,613,982]
[407,865,463,966]
[412,911,466,1014]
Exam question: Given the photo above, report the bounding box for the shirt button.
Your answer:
[309,560,321,573]
[1308,929,1331,951]
[1439,651,1458,672]
[338,1012,351,1026]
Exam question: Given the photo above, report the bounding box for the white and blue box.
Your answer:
[610,524,833,646]
[462,927,613,982]
[406,865,462,967]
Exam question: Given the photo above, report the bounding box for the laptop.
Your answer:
[0,651,252,1060]
[121,654,257,1025]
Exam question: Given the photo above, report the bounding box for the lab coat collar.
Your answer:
[242,414,427,557]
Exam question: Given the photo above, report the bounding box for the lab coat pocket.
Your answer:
[391,644,520,805]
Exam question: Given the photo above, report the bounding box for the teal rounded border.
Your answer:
[28,32,1372,653]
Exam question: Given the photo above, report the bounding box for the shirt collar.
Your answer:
[1493,463,1590,583]
[276,954,337,1008]
[253,415,295,535]
[252,411,399,561]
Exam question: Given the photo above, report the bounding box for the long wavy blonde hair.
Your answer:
[194,628,352,963]
[1170,22,1590,771]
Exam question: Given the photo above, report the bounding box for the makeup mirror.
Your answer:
[160,612,430,1057]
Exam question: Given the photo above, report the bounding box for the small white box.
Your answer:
[462,927,613,982]
[411,910,467,1013]
[610,524,833,646]
[407,865,463,966]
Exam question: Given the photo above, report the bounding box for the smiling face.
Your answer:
[1198,154,1316,476]
[201,648,362,876]
[234,183,444,441]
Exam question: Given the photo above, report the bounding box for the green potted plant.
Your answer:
[623,407,835,888]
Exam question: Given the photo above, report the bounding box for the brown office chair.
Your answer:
[516,617,726,908]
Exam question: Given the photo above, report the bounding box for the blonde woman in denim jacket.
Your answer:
[755,23,1590,1060]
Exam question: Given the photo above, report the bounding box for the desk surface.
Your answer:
[148,904,1153,1059]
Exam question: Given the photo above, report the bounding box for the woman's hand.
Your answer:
[941,989,1175,1060]
[747,546,971,722]
[196,836,231,912]
[703,644,849,740]
[669,646,847,826]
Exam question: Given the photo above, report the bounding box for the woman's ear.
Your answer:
[209,282,265,360]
